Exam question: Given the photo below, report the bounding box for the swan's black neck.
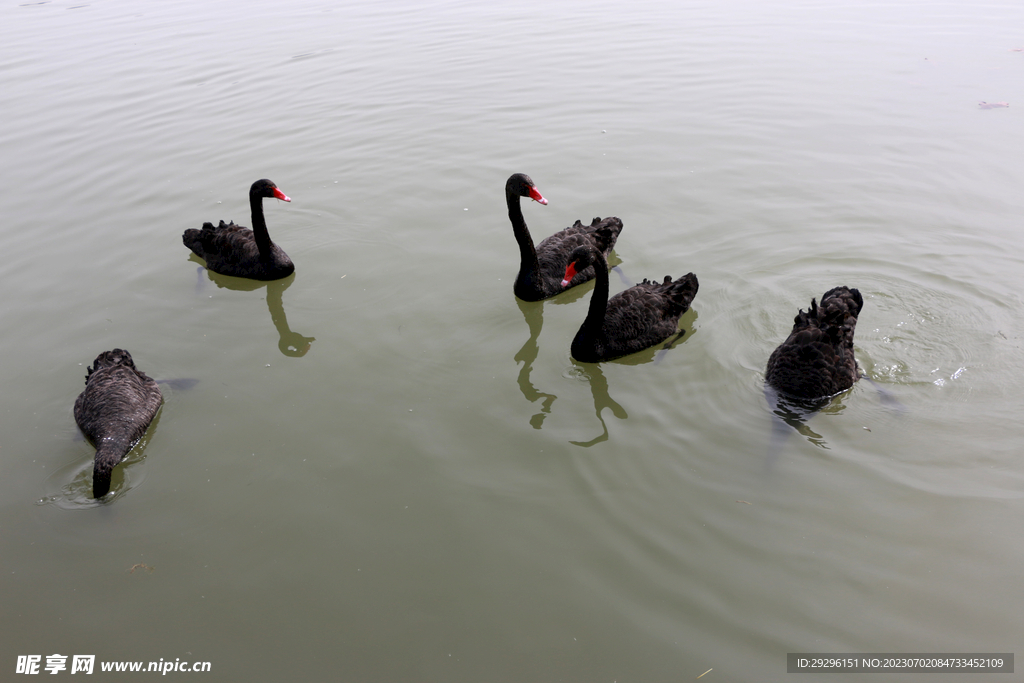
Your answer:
[508,190,540,295]
[581,249,609,338]
[92,438,128,497]
[250,191,273,260]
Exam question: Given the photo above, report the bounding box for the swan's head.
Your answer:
[251,178,291,202]
[506,173,547,205]
[562,245,596,287]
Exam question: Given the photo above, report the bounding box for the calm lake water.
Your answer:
[3,0,1023,680]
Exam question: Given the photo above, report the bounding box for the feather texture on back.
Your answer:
[73,349,162,498]
[765,286,864,399]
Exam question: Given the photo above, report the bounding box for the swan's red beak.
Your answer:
[528,186,547,205]
[561,262,578,288]
[273,188,292,202]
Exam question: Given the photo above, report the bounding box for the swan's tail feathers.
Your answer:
[820,286,864,319]
[182,221,222,253]
[794,287,863,329]
[92,462,112,498]
[86,349,136,379]
[767,285,863,399]
[667,272,699,312]
[182,228,203,252]
[184,221,235,256]
[92,445,122,498]
[589,216,624,253]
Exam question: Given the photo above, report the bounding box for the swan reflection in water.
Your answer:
[765,377,904,466]
[514,297,557,428]
[512,272,627,429]
[512,303,625,445]
[569,307,698,447]
[192,266,315,357]
[513,270,695,440]
[568,362,628,447]
[765,386,833,455]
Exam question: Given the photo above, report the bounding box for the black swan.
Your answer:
[506,173,623,301]
[183,179,293,280]
[561,244,698,362]
[765,286,864,399]
[73,349,163,498]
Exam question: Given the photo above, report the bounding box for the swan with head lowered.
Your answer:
[765,286,864,399]
[561,244,698,363]
[73,349,163,498]
[505,173,623,301]
[183,179,294,280]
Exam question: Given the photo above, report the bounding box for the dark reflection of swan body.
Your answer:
[570,362,628,447]
[191,268,315,357]
[514,298,557,428]
[74,349,162,498]
[765,386,831,457]
[765,377,904,464]
[266,278,315,356]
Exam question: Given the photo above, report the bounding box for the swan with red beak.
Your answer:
[505,172,623,301]
[182,178,296,281]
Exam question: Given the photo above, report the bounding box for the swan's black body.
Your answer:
[183,179,293,281]
[73,349,162,498]
[765,286,864,399]
[506,173,623,301]
[563,245,698,363]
